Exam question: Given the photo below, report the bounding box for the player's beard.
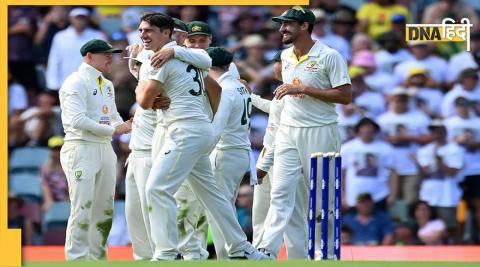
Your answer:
[281,31,294,44]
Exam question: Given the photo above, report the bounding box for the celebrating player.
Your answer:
[135,13,267,260]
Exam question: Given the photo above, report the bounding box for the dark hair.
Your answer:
[410,200,438,220]
[140,13,175,38]
[354,117,380,134]
[307,22,314,34]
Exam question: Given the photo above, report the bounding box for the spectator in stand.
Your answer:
[8,193,33,245]
[412,200,448,245]
[403,67,444,118]
[331,9,356,41]
[377,87,431,209]
[414,120,464,243]
[314,0,356,21]
[46,7,106,91]
[375,31,413,74]
[441,68,480,118]
[311,8,351,61]
[342,118,397,211]
[17,90,62,146]
[351,50,396,93]
[33,6,69,66]
[447,31,480,85]
[350,33,373,54]
[444,96,480,243]
[236,34,269,82]
[349,66,386,118]
[8,6,39,92]
[338,103,362,143]
[422,0,480,31]
[356,0,409,39]
[393,42,448,89]
[343,193,395,245]
[8,71,28,119]
[41,136,69,212]
[390,14,407,40]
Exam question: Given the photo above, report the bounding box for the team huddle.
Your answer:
[58,6,352,261]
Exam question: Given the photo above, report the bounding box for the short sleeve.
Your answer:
[326,51,351,88]
[147,63,169,84]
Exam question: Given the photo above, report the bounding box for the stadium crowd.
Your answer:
[7,0,480,253]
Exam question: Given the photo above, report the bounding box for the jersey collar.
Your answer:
[217,71,232,84]
[289,41,325,65]
[79,62,103,80]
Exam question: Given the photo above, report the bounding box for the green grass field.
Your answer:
[24,261,480,267]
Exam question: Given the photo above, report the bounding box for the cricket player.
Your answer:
[148,21,242,258]
[124,18,212,260]
[204,47,252,259]
[59,39,132,260]
[256,6,352,259]
[248,52,309,259]
[135,13,267,260]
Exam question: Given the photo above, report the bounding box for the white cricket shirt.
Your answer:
[213,72,251,150]
[147,41,210,126]
[280,41,351,127]
[59,63,123,143]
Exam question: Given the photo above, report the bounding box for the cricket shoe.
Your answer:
[151,253,183,261]
[228,246,271,260]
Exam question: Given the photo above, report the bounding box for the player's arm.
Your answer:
[126,44,144,79]
[275,82,352,104]
[136,79,161,109]
[151,47,212,70]
[276,52,352,104]
[239,79,272,113]
[204,75,222,116]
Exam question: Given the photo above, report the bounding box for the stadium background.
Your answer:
[7,0,480,259]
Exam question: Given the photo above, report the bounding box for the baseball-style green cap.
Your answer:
[187,21,212,37]
[80,39,122,56]
[206,47,233,67]
[173,18,188,33]
[272,6,316,24]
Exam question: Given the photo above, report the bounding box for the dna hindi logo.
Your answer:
[406,18,473,51]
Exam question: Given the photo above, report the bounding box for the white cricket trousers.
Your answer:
[152,123,209,260]
[60,141,117,260]
[125,149,153,260]
[145,120,253,259]
[258,124,340,258]
[208,148,250,259]
[252,147,307,259]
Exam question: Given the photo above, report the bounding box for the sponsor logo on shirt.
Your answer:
[304,60,321,72]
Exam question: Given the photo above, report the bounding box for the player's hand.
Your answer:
[239,79,252,94]
[274,78,305,99]
[114,119,132,135]
[152,95,171,110]
[256,168,268,185]
[151,47,174,68]
[126,43,144,58]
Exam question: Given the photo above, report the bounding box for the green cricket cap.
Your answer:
[173,18,188,33]
[272,6,316,25]
[206,47,233,67]
[187,21,212,36]
[80,39,122,56]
